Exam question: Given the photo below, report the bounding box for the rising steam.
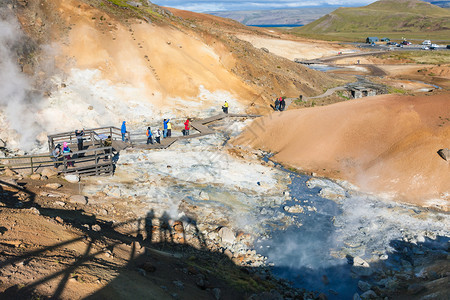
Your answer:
[0,7,43,152]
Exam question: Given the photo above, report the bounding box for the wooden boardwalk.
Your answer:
[0,113,260,177]
[131,113,260,150]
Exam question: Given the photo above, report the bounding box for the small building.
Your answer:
[381,37,390,42]
[350,86,377,99]
[366,37,379,43]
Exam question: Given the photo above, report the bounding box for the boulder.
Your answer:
[64,174,79,183]
[283,205,304,214]
[199,190,209,201]
[30,174,41,180]
[358,280,371,292]
[4,168,17,177]
[261,47,269,53]
[69,195,88,205]
[41,167,58,178]
[45,183,62,189]
[437,148,450,161]
[360,290,377,299]
[218,227,235,244]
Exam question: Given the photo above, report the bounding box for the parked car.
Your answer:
[422,46,430,50]
[422,40,431,45]
[397,44,403,48]
[401,41,411,45]
[387,41,398,46]
[447,45,450,49]
[430,44,439,49]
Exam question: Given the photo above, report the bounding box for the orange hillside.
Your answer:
[235,93,450,209]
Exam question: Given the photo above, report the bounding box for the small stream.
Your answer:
[255,161,450,299]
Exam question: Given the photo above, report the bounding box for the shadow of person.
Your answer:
[159,211,173,245]
[145,209,154,244]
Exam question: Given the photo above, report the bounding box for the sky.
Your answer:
[151,0,379,12]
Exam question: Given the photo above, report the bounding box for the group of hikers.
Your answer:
[121,117,192,145]
[51,101,231,168]
[273,97,286,111]
[51,129,86,169]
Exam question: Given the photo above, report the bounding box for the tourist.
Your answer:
[163,118,170,138]
[274,98,280,111]
[184,118,190,136]
[222,101,229,114]
[154,128,161,144]
[51,144,61,169]
[104,135,112,160]
[146,127,153,144]
[121,121,127,141]
[279,97,286,111]
[62,142,73,167]
[75,129,85,157]
[167,120,172,137]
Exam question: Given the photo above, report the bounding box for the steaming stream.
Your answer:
[256,168,449,299]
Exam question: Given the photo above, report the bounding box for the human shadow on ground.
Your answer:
[0,180,290,300]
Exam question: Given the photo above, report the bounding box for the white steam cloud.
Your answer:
[0,8,43,151]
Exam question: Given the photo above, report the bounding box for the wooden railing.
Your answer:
[0,146,114,177]
[47,126,130,152]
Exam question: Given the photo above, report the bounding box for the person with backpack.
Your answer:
[104,136,112,160]
[222,101,229,114]
[51,144,61,169]
[154,128,161,144]
[62,142,74,167]
[146,127,153,144]
[184,118,190,136]
[121,121,127,141]
[163,118,170,138]
[274,98,280,111]
[75,129,85,157]
[279,97,286,111]
[167,121,172,137]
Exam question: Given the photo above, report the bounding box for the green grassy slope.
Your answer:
[294,0,450,40]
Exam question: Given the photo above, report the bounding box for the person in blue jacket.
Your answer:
[121,121,127,141]
[163,118,170,138]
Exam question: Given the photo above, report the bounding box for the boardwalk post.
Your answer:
[91,132,94,147]
[30,157,33,174]
[110,127,112,140]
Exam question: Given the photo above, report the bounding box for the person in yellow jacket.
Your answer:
[222,101,229,114]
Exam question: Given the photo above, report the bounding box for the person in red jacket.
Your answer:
[184,118,190,136]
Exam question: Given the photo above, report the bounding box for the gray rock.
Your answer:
[360,290,377,299]
[353,293,362,300]
[64,174,79,183]
[283,205,304,214]
[358,280,371,292]
[261,47,269,53]
[218,227,235,244]
[69,195,88,205]
[407,283,426,295]
[212,288,221,300]
[437,148,450,161]
[41,167,58,178]
[45,183,62,189]
[92,224,101,232]
[173,280,184,290]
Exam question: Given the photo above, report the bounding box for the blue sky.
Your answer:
[151,0,378,12]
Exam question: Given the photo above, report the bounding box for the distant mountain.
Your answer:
[425,0,450,7]
[209,7,336,26]
[297,0,450,34]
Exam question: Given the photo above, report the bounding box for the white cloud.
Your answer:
[152,0,378,12]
